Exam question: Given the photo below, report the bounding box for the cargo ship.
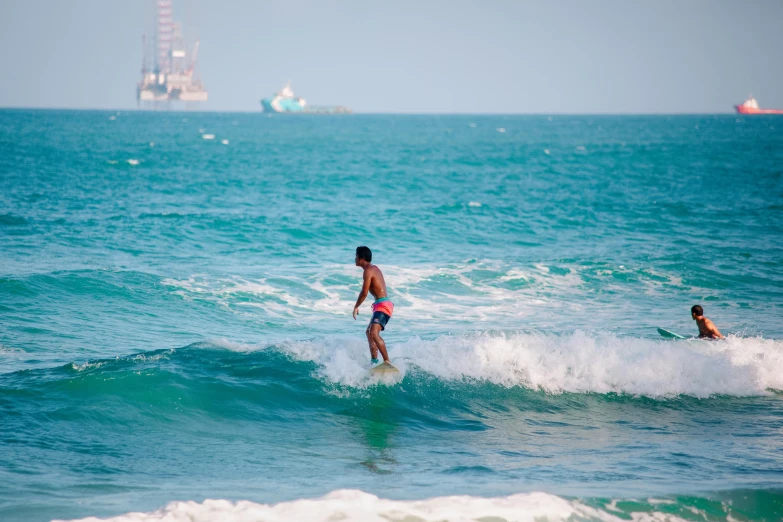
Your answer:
[260,82,351,114]
[734,96,783,115]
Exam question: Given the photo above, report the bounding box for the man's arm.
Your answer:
[352,270,372,320]
[707,319,724,339]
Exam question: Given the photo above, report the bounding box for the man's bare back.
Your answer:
[696,317,723,339]
[363,265,387,301]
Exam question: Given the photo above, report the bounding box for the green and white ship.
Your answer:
[260,82,351,114]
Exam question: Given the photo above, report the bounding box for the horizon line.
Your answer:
[0,106,742,116]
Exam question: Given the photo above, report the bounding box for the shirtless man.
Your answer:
[691,305,724,339]
[352,246,394,364]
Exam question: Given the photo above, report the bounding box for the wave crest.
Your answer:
[9,331,782,401]
[56,488,743,522]
[281,331,783,398]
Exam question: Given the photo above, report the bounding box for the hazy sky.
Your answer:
[1,0,781,113]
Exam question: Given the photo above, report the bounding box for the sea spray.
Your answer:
[279,331,783,397]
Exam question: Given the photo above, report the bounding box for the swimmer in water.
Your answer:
[691,305,724,339]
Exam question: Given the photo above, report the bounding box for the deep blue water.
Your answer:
[1,110,782,521]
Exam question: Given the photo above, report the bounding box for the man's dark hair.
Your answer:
[691,305,703,316]
[356,246,372,262]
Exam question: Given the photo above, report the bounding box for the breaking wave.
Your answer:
[56,488,780,522]
[11,330,782,400]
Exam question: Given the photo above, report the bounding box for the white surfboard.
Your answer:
[370,361,400,375]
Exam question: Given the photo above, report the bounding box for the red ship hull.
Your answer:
[735,106,783,115]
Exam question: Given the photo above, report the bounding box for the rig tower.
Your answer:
[137,0,207,108]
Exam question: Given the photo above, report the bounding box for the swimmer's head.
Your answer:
[691,305,703,319]
[355,246,372,266]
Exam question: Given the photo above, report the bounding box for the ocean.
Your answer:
[1,110,782,521]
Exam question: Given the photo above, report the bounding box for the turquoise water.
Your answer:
[1,110,782,521]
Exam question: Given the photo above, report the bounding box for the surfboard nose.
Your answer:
[370,361,400,375]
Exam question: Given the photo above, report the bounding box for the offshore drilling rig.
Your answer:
[137,0,207,108]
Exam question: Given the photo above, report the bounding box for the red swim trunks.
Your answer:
[370,298,394,330]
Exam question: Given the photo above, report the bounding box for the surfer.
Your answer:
[353,246,394,364]
[691,305,724,339]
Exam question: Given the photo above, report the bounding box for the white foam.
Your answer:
[206,338,259,353]
[163,275,345,319]
[201,134,215,140]
[56,489,688,522]
[127,159,139,166]
[70,361,107,372]
[160,261,702,329]
[0,345,27,373]
[130,351,172,363]
[281,336,400,387]
[0,344,26,355]
[278,331,783,398]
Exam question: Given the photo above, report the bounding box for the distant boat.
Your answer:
[734,96,783,115]
[260,81,351,114]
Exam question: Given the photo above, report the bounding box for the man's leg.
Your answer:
[369,323,390,362]
[365,327,379,361]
